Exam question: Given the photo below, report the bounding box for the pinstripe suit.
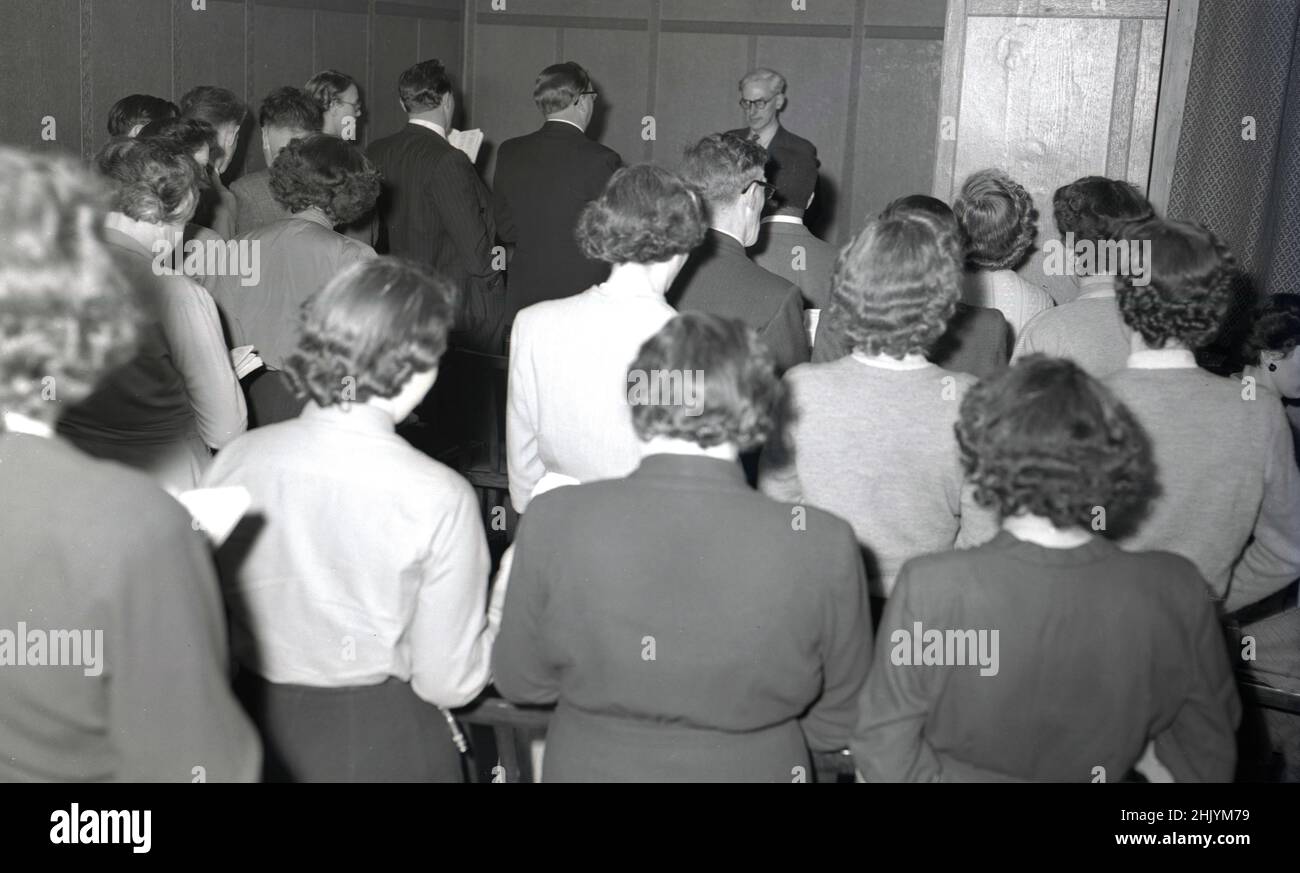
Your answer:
[367,123,505,352]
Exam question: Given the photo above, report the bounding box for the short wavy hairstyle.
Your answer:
[953,168,1038,270]
[107,93,178,136]
[138,117,220,170]
[259,86,324,133]
[269,133,380,226]
[1249,293,1300,357]
[179,85,247,129]
[534,61,592,115]
[1116,217,1237,349]
[95,136,201,225]
[0,147,138,428]
[398,59,452,113]
[956,355,1155,528]
[305,69,358,113]
[828,211,962,358]
[576,164,706,265]
[628,312,781,452]
[1052,175,1154,246]
[880,193,964,260]
[679,132,767,208]
[284,257,458,408]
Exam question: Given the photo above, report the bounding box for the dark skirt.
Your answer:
[234,672,463,783]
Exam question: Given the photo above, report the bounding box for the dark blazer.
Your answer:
[493,453,873,782]
[492,120,621,322]
[749,219,837,310]
[231,170,284,236]
[669,229,810,373]
[813,302,1010,382]
[367,123,505,351]
[726,124,819,211]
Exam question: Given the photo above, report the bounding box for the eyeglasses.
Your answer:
[743,179,778,200]
[739,96,775,111]
[579,90,598,100]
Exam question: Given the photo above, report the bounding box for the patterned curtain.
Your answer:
[1168,0,1300,369]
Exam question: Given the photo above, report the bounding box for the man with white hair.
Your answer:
[726,68,819,217]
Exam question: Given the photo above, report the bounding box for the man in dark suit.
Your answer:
[669,133,808,374]
[231,87,323,236]
[367,59,504,352]
[726,68,819,217]
[748,146,836,313]
[493,62,621,324]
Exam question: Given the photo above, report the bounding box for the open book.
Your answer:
[175,486,251,547]
[448,128,484,163]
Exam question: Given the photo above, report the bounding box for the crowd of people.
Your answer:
[1,57,1298,782]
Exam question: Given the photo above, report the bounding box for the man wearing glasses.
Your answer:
[726,68,820,217]
[669,133,809,377]
[493,62,622,324]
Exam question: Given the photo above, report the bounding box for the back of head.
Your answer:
[0,147,138,428]
[107,94,179,137]
[95,136,201,225]
[881,194,963,260]
[268,133,380,225]
[1053,175,1154,245]
[304,69,357,113]
[956,354,1154,530]
[259,86,324,134]
[629,312,781,453]
[179,85,247,130]
[284,257,459,408]
[953,168,1038,271]
[1249,292,1300,357]
[829,211,963,358]
[138,117,219,167]
[533,62,591,116]
[576,164,707,266]
[679,132,767,209]
[398,59,452,113]
[1115,216,1237,350]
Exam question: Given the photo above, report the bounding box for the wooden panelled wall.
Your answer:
[465,0,948,246]
[0,0,465,179]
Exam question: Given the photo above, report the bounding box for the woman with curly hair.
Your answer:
[852,355,1239,782]
[1105,217,1300,613]
[495,312,872,781]
[759,211,999,597]
[207,133,378,377]
[201,257,496,782]
[1013,176,1154,377]
[506,163,706,511]
[58,136,247,493]
[0,145,259,782]
[954,168,1055,340]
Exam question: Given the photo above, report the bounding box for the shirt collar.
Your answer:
[851,351,933,371]
[761,215,804,226]
[299,401,398,433]
[1126,348,1198,370]
[544,118,585,133]
[292,209,334,230]
[408,118,447,139]
[1075,273,1118,300]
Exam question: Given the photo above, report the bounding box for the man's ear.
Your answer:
[776,93,787,113]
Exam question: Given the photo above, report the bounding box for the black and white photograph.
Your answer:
[0,0,1297,850]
